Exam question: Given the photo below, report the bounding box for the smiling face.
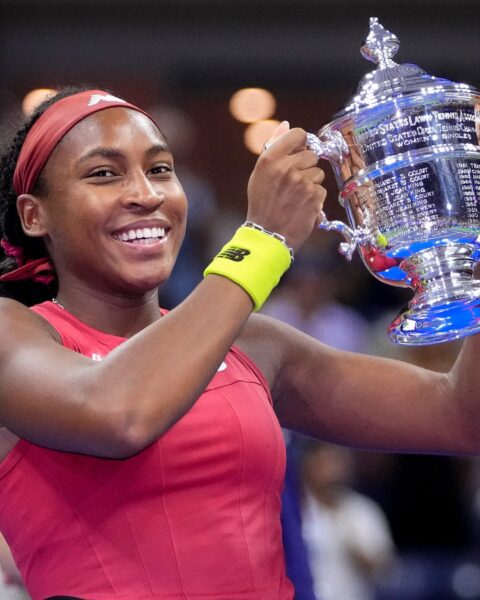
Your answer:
[22,107,188,298]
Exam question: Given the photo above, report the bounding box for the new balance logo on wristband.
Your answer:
[218,247,251,262]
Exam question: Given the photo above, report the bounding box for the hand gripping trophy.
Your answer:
[307,17,480,345]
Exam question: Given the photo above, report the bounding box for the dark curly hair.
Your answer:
[0,86,93,305]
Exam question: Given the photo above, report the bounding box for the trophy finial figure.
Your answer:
[361,17,400,68]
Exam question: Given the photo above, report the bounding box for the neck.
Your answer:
[54,285,163,338]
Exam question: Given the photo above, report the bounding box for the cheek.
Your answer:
[171,195,188,250]
[175,205,188,247]
[170,184,188,223]
[47,200,104,248]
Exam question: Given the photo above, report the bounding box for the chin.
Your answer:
[128,269,172,293]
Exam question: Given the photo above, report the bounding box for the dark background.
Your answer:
[2,0,480,219]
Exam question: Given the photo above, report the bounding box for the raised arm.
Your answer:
[0,126,326,458]
[239,314,480,455]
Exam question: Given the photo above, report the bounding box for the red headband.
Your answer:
[13,90,157,196]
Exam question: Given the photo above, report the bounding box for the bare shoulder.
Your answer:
[235,312,333,389]
[234,314,286,388]
[0,296,45,326]
[0,298,60,347]
[0,426,20,462]
[0,299,60,459]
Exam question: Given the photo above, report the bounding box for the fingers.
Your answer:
[264,120,291,150]
[284,147,326,186]
[248,122,328,253]
[314,210,327,228]
[263,127,324,177]
[294,148,323,172]
[263,125,308,156]
[310,167,326,185]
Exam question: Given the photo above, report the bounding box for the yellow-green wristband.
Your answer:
[204,225,293,311]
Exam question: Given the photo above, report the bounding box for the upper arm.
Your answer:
[239,314,474,455]
[0,299,128,456]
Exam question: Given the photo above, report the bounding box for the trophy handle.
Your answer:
[306,132,369,260]
[306,131,348,164]
[316,215,370,260]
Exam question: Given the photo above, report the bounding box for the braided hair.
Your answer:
[0,86,90,305]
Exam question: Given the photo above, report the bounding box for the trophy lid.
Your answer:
[340,18,472,116]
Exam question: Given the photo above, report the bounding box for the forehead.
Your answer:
[53,107,166,159]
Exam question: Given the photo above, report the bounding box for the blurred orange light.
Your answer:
[244,119,280,155]
[229,88,276,124]
[22,88,57,117]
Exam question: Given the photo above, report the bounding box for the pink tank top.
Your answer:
[0,302,293,600]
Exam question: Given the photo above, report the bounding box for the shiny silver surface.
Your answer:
[307,17,480,345]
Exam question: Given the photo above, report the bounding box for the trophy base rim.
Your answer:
[388,298,480,345]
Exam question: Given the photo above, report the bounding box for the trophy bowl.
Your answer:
[307,17,480,345]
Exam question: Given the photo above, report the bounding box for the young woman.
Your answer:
[0,88,478,600]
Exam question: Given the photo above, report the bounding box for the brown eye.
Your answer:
[150,164,172,175]
[88,169,116,177]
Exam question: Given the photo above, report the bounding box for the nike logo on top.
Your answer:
[87,94,126,107]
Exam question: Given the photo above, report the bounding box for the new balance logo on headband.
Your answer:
[218,247,251,262]
[87,94,126,107]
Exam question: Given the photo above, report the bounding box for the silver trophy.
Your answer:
[307,17,480,345]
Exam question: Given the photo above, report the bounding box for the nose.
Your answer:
[122,170,165,211]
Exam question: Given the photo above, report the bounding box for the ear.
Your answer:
[16,194,49,238]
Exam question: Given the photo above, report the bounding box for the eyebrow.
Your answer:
[76,143,171,165]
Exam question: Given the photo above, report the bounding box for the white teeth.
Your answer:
[136,238,157,245]
[113,226,167,242]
